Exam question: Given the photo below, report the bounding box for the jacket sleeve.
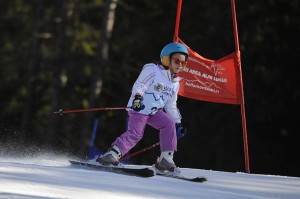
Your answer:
[164,83,182,123]
[131,64,155,96]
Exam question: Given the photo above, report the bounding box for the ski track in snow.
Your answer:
[0,156,300,199]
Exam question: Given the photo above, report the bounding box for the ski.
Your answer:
[69,160,155,178]
[69,160,207,182]
[157,172,207,182]
[154,166,207,183]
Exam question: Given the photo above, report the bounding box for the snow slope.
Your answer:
[0,156,299,199]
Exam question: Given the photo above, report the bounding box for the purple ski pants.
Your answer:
[112,109,177,156]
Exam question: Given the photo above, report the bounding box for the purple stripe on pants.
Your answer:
[112,110,177,156]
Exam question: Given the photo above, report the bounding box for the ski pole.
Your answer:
[119,142,160,161]
[54,106,129,115]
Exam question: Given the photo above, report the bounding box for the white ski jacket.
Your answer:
[127,63,182,123]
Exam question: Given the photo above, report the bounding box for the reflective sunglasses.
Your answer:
[171,58,187,67]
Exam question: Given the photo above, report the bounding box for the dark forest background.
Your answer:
[1,0,299,177]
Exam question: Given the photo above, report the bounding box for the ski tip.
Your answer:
[192,177,207,182]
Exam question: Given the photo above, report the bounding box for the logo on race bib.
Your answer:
[154,83,164,92]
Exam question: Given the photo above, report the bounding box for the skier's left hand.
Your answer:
[176,123,187,139]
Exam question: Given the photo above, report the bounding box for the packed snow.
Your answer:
[0,155,299,199]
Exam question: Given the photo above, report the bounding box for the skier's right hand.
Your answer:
[132,94,145,112]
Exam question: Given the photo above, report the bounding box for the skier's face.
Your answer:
[169,53,187,74]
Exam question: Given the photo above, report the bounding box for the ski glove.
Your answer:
[132,94,145,112]
[176,123,187,139]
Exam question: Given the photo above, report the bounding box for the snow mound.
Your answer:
[0,157,299,199]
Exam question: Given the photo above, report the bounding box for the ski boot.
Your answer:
[155,151,180,174]
[96,145,122,166]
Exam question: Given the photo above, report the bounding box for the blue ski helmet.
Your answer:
[160,42,189,66]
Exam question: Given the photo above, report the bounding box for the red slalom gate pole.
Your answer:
[231,0,250,173]
[54,106,129,115]
[119,142,160,161]
[173,0,182,42]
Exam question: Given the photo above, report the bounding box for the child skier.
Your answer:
[97,42,188,172]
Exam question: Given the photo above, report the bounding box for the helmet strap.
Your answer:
[161,64,169,70]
